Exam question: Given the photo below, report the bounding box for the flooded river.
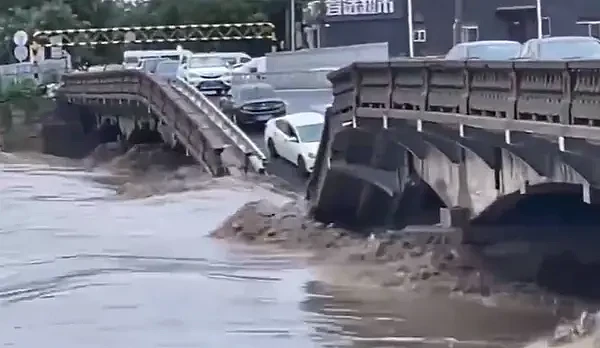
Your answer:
[0,151,569,347]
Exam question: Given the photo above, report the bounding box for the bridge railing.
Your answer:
[327,60,600,128]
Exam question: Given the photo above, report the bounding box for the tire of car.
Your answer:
[267,138,278,158]
[297,155,309,177]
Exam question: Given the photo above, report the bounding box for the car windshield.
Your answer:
[238,85,276,100]
[539,39,600,59]
[467,43,521,59]
[222,57,237,66]
[188,56,227,68]
[156,61,179,74]
[296,123,323,143]
[142,59,163,73]
[124,56,138,64]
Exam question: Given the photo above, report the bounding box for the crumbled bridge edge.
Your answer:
[210,198,512,297]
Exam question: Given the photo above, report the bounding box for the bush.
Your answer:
[0,78,49,131]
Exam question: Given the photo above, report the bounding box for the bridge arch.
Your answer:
[315,120,600,229]
[409,124,596,218]
[470,182,600,226]
[329,126,454,206]
[314,125,454,228]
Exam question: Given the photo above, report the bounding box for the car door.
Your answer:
[177,55,188,78]
[519,40,535,59]
[274,120,294,162]
[286,124,303,165]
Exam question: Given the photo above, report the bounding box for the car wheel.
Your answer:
[297,155,309,177]
[267,139,279,158]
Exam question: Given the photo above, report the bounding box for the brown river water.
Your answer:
[0,150,583,347]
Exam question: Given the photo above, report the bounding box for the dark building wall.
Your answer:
[319,0,409,57]
[462,0,600,42]
[542,0,600,36]
[321,19,408,56]
[413,0,455,55]
[318,0,600,57]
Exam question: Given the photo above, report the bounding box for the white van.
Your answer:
[122,49,191,70]
[232,56,266,74]
[211,52,252,68]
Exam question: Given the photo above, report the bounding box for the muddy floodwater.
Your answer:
[0,150,574,347]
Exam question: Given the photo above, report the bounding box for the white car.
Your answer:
[264,112,324,176]
[178,54,232,94]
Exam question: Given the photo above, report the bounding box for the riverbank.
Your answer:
[210,200,489,294]
[212,199,600,315]
[212,199,600,347]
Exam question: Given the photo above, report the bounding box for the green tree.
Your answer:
[0,0,302,63]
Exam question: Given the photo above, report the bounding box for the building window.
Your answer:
[542,17,551,37]
[413,29,427,42]
[462,25,479,42]
[577,21,600,38]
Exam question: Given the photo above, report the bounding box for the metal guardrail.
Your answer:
[170,77,267,173]
[86,64,124,72]
[0,59,70,89]
[231,69,334,90]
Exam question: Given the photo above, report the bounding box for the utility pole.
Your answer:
[536,0,543,38]
[407,0,414,57]
[290,0,296,51]
[453,0,463,45]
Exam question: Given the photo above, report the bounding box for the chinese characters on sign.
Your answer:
[325,0,395,16]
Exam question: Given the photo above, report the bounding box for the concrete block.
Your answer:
[440,207,470,228]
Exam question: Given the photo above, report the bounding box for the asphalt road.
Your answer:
[209,89,333,191]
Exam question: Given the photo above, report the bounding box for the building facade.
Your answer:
[310,0,600,57]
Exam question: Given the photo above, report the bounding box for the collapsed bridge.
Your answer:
[47,22,279,175]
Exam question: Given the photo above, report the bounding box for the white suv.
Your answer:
[178,54,232,94]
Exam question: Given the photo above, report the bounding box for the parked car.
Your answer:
[154,60,179,80]
[139,57,167,73]
[214,52,252,67]
[219,82,286,125]
[445,40,521,60]
[177,54,232,94]
[232,57,266,74]
[263,111,324,176]
[518,36,600,60]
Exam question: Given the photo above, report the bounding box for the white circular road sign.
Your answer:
[124,31,136,42]
[13,30,28,46]
[13,46,28,61]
